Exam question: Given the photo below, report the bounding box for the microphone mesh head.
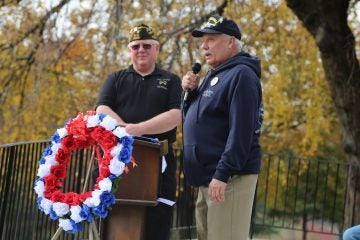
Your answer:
[192,63,202,74]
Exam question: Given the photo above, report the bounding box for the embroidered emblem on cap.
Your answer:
[203,16,224,28]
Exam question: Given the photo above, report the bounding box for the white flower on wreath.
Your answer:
[70,206,84,223]
[113,127,129,139]
[34,180,45,197]
[100,115,117,130]
[53,202,70,217]
[37,163,52,178]
[59,219,73,231]
[57,128,68,138]
[40,198,53,215]
[86,115,100,128]
[99,178,112,192]
[109,158,125,176]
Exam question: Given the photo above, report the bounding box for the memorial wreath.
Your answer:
[34,111,135,233]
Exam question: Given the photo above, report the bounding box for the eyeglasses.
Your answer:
[129,43,154,51]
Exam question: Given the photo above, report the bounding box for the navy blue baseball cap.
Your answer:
[192,15,242,40]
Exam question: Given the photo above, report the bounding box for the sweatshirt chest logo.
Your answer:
[203,89,213,97]
[202,76,218,98]
[210,77,219,86]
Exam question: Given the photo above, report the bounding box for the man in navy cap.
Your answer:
[182,15,263,240]
[96,23,182,240]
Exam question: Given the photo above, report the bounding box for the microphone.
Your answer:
[184,62,202,101]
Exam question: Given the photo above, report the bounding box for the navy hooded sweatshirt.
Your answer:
[183,52,263,187]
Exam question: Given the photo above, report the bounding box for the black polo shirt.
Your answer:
[96,65,182,143]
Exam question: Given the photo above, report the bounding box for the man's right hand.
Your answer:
[182,71,200,91]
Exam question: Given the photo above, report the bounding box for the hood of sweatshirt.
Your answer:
[210,51,261,79]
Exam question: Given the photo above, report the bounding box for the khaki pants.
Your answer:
[195,174,258,240]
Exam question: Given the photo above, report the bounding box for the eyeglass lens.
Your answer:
[130,44,153,50]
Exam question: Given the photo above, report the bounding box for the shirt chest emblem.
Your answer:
[157,78,170,90]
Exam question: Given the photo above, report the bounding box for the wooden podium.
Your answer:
[101,139,168,240]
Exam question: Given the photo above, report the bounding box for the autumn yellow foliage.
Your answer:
[1,0,352,161]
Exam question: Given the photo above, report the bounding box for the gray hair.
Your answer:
[223,34,243,52]
[234,38,243,51]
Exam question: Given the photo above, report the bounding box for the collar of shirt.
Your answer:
[126,64,162,78]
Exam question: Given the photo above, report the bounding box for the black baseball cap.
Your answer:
[192,15,242,40]
[129,24,158,43]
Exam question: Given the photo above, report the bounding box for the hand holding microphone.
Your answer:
[182,62,202,101]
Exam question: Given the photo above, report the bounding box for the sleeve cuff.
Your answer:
[213,168,230,183]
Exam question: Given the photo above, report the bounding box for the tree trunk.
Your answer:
[285,0,360,228]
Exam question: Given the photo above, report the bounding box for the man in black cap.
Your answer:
[182,15,263,240]
[96,23,182,240]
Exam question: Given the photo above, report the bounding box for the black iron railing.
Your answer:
[251,154,358,239]
[0,141,358,239]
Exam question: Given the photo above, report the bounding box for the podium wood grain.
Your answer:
[102,139,167,240]
[102,205,145,240]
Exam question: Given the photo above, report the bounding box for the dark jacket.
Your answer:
[183,52,263,187]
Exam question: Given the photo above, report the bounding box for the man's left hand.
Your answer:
[125,123,144,136]
[208,178,227,203]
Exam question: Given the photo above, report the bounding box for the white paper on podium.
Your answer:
[161,156,167,173]
[158,157,175,206]
[157,198,176,206]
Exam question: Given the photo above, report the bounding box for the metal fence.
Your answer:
[251,154,358,240]
[0,141,358,239]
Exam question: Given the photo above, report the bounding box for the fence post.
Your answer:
[302,210,307,240]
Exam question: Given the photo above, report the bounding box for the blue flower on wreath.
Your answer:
[121,136,134,147]
[42,146,53,158]
[50,207,59,220]
[119,147,132,164]
[93,204,108,218]
[98,113,106,121]
[108,174,117,181]
[39,157,46,164]
[100,191,116,208]
[79,205,93,223]
[36,197,43,211]
[51,132,61,143]
[69,220,83,234]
